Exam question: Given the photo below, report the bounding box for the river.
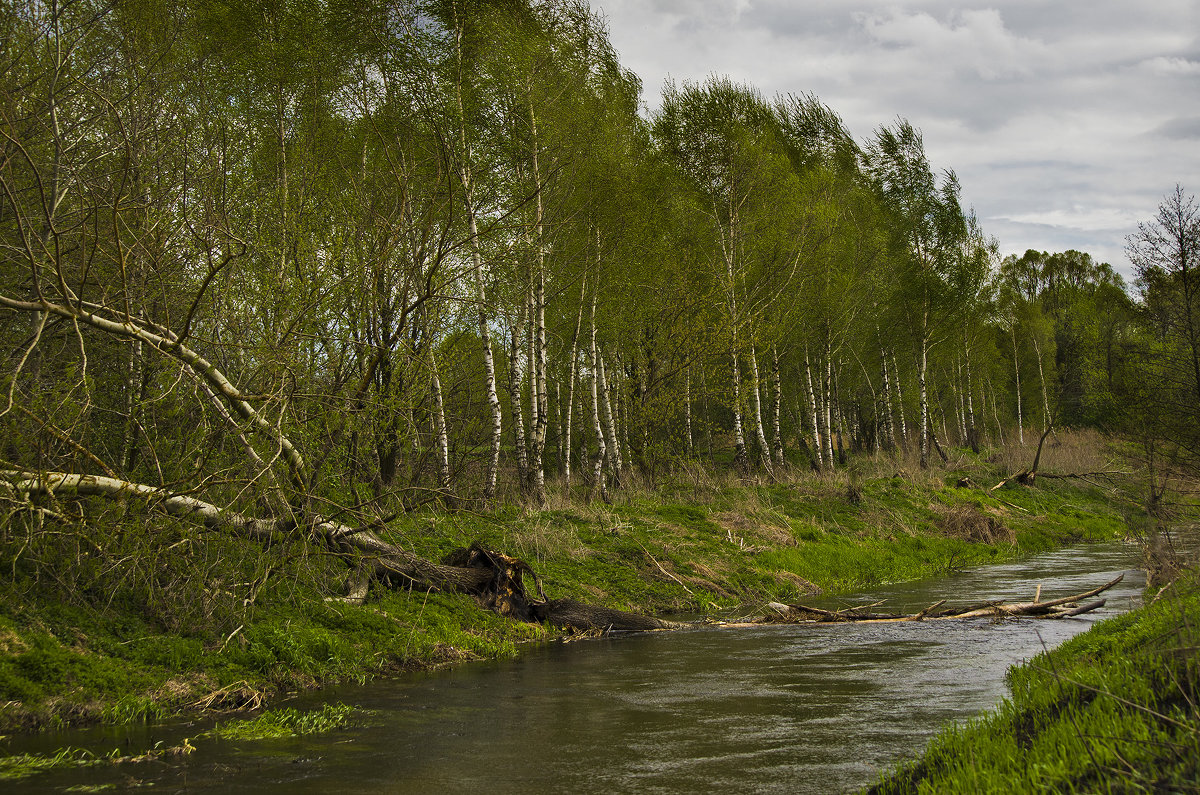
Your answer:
[7,539,1146,793]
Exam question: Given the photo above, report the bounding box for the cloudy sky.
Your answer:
[594,0,1199,280]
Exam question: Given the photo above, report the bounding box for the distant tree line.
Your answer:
[1,0,1196,535]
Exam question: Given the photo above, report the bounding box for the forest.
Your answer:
[1,0,1198,617]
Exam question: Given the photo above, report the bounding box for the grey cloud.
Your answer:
[597,0,1200,277]
[1153,117,1200,139]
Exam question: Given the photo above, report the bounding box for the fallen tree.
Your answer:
[735,574,1124,626]
[0,470,678,633]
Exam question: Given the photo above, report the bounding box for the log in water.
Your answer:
[5,541,1147,794]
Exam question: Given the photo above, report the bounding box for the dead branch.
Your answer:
[992,421,1055,491]
[741,575,1123,626]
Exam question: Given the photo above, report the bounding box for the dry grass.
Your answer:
[772,570,820,595]
[992,427,1118,476]
[508,516,591,564]
[934,504,1016,545]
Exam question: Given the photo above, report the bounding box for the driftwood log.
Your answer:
[733,574,1124,626]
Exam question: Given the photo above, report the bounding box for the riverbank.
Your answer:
[867,554,1199,793]
[0,434,1136,735]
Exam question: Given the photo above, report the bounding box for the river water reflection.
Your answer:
[10,541,1147,793]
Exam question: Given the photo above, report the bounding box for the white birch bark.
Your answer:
[525,95,550,504]
[588,292,608,503]
[822,339,835,468]
[748,347,773,475]
[452,26,503,501]
[833,359,847,466]
[430,348,451,493]
[731,343,748,472]
[563,274,587,487]
[964,346,977,451]
[918,339,930,468]
[0,470,494,594]
[1032,335,1051,427]
[880,348,896,451]
[805,345,825,470]
[955,355,968,443]
[891,351,908,449]
[771,347,784,467]
[684,363,694,457]
[1011,324,1024,444]
[597,350,621,482]
[507,321,528,483]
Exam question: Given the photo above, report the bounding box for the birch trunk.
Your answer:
[880,348,896,451]
[0,295,307,485]
[955,356,968,443]
[965,346,978,452]
[918,339,930,469]
[805,345,825,470]
[891,351,908,449]
[430,349,451,494]
[771,346,784,467]
[1033,335,1051,427]
[731,347,748,472]
[588,293,608,503]
[525,278,539,497]
[833,359,847,466]
[563,274,587,487]
[508,322,528,485]
[597,350,621,483]
[684,364,694,457]
[526,95,550,505]
[1011,324,1024,444]
[748,347,773,475]
[822,338,835,468]
[453,24,503,501]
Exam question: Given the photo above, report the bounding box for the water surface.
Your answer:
[7,540,1146,793]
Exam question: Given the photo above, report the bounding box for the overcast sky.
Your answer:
[594,0,1199,280]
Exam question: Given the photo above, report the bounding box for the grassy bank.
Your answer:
[0,433,1135,735]
[868,558,1199,794]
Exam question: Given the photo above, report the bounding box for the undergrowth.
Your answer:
[0,433,1137,735]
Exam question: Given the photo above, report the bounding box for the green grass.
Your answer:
[0,703,356,781]
[0,747,107,781]
[868,572,1200,793]
[206,702,354,740]
[0,443,1136,734]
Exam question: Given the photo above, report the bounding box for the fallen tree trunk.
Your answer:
[737,575,1124,626]
[0,470,671,633]
[0,470,1127,636]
